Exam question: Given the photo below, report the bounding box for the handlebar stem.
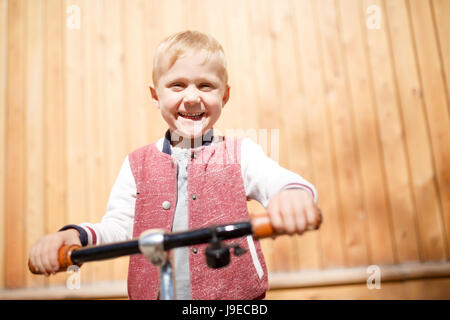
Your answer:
[138,229,166,267]
[160,260,174,300]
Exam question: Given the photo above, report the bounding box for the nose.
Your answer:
[183,86,201,105]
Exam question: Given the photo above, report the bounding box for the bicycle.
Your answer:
[28,212,320,299]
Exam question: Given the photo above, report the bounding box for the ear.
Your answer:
[149,85,160,109]
[222,85,230,107]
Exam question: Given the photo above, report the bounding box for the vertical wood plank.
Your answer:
[228,0,287,271]
[338,0,395,264]
[272,0,320,271]
[43,0,67,287]
[408,0,449,260]
[219,0,248,131]
[200,0,231,134]
[363,0,421,263]
[83,0,98,282]
[45,0,68,287]
[225,0,260,132]
[5,0,26,288]
[78,0,108,283]
[144,0,167,142]
[83,0,114,283]
[160,0,187,37]
[124,0,149,151]
[246,0,281,132]
[0,0,8,289]
[316,0,369,267]
[432,0,450,259]
[65,0,93,283]
[104,0,128,281]
[245,0,279,271]
[24,0,46,287]
[108,0,151,282]
[264,0,299,272]
[290,0,323,268]
[293,0,346,269]
[185,0,208,32]
[431,0,450,117]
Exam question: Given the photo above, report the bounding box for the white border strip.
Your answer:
[246,235,264,280]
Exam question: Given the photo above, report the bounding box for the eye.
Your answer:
[198,83,214,91]
[169,82,185,91]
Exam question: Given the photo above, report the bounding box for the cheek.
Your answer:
[159,95,181,111]
[203,93,224,110]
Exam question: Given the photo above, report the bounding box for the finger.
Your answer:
[34,244,46,276]
[48,243,60,273]
[316,207,323,227]
[304,203,317,230]
[29,247,40,274]
[280,201,296,235]
[292,201,307,234]
[267,201,284,234]
[41,242,54,276]
[306,206,322,231]
[290,197,307,234]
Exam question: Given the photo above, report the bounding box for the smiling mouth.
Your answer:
[178,112,205,121]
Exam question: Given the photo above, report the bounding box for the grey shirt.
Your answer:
[170,146,192,300]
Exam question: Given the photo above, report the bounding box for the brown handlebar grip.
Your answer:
[28,244,81,275]
[250,212,275,239]
[250,208,323,238]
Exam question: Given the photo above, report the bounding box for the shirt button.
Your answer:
[192,152,197,159]
[191,194,197,200]
[192,248,198,254]
[162,201,171,210]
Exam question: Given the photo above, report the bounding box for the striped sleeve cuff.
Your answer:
[58,225,89,246]
[59,224,98,246]
[83,225,98,245]
[280,182,318,203]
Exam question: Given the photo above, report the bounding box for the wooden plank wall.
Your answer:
[1,0,449,297]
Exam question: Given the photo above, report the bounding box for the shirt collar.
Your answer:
[162,129,214,155]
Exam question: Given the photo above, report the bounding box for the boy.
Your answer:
[29,31,321,299]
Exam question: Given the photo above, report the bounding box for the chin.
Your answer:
[174,121,211,138]
[171,128,204,139]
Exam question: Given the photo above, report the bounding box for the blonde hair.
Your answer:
[152,30,228,87]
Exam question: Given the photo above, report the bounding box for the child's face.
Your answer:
[150,51,230,140]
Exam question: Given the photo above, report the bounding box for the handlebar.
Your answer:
[28,212,276,275]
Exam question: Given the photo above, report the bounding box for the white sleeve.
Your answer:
[240,138,318,208]
[78,156,136,245]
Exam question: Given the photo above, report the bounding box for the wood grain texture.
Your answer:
[365,0,421,263]
[408,0,449,261]
[293,0,344,269]
[340,0,395,265]
[432,0,450,260]
[44,0,68,287]
[266,277,450,300]
[316,0,369,267]
[0,0,8,290]
[24,0,45,288]
[5,0,26,289]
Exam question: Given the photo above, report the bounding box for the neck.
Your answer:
[168,129,214,149]
[171,135,203,149]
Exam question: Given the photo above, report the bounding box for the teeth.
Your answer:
[179,112,204,117]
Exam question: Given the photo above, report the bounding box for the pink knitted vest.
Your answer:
[127,137,268,300]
